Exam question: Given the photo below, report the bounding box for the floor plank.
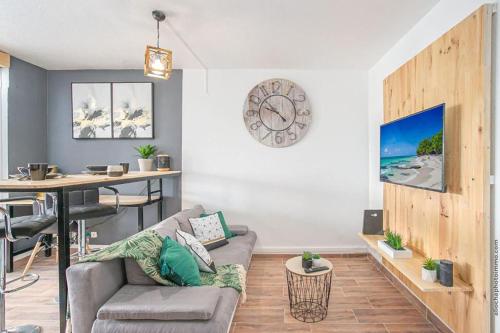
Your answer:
[5,253,438,333]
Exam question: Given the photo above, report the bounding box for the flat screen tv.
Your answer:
[380,103,445,192]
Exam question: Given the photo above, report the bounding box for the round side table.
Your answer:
[285,256,333,323]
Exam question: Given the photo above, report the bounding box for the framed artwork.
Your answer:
[112,82,154,139]
[72,83,112,139]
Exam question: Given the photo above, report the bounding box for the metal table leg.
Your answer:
[157,200,162,222]
[57,190,70,333]
[138,207,144,232]
[6,206,14,273]
[158,178,163,222]
[44,234,53,257]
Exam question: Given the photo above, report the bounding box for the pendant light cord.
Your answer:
[164,17,209,93]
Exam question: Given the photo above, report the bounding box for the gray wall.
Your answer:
[7,57,48,252]
[8,57,48,173]
[47,70,182,244]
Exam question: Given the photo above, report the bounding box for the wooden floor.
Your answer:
[5,254,439,333]
[231,255,439,333]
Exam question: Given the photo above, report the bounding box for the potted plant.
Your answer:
[422,257,438,282]
[377,230,413,259]
[135,144,157,172]
[302,251,313,269]
[312,253,321,267]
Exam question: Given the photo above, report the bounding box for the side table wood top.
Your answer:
[285,256,333,276]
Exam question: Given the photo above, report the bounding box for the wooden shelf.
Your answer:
[358,233,473,293]
[2,195,161,207]
[100,195,160,206]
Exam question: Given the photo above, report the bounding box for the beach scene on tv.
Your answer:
[380,104,444,191]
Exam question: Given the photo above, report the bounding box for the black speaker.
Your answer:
[439,260,453,287]
[362,210,384,235]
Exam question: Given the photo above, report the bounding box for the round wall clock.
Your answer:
[243,78,312,148]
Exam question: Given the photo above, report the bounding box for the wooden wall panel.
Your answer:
[382,6,493,333]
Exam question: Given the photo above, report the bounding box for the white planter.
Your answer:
[377,240,413,259]
[138,159,154,172]
[313,258,322,267]
[421,268,437,282]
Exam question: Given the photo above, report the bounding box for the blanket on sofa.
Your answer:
[79,229,247,299]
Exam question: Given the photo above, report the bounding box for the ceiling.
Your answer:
[0,0,439,70]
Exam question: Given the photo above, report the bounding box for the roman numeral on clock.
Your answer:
[259,86,269,96]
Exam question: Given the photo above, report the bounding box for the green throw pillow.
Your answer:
[201,211,234,239]
[158,236,201,286]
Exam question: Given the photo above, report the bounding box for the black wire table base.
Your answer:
[286,268,332,323]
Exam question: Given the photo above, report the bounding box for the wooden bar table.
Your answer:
[0,170,181,333]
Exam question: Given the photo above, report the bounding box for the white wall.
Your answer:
[183,69,368,253]
[368,0,498,208]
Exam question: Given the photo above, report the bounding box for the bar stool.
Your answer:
[21,187,119,276]
[48,187,119,257]
[0,196,57,333]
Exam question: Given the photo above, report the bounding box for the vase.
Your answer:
[421,268,437,282]
[302,259,312,269]
[312,258,322,267]
[377,240,413,259]
[138,159,154,172]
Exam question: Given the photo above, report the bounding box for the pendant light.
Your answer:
[144,10,172,80]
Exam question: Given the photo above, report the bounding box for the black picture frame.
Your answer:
[71,82,113,139]
[71,81,154,140]
[112,82,154,139]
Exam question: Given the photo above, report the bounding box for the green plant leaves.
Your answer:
[385,230,404,250]
[423,257,437,270]
[134,144,157,159]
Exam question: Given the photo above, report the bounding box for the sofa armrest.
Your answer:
[228,225,248,236]
[66,259,126,333]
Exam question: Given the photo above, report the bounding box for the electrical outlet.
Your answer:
[90,232,98,238]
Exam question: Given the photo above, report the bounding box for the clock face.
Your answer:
[243,79,311,148]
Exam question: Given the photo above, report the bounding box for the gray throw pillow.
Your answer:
[124,259,158,285]
[172,205,205,234]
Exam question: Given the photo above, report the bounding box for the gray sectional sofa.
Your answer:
[66,205,257,333]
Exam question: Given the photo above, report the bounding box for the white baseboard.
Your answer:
[252,246,368,254]
[52,244,369,256]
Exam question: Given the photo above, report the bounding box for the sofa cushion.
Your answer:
[97,285,220,321]
[148,217,180,239]
[201,211,234,239]
[159,237,201,286]
[124,259,157,285]
[92,288,239,333]
[209,231,257,270]
[228,225,248,236]
[176,230,216,274]
[125,217,181,285]
[172,205,205,234]
[189,214,227,250]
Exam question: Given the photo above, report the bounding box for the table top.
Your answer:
[0,171,181,191]
[285,256,333,276]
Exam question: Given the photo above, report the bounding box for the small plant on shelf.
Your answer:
[423,258,437,271]
[421,257,438,282]
[134,144,157,172]
[312,253,321,266]
[134,144,157,159]
[385,230,403,250]
[377,229,413,259]
[302,251,313,269]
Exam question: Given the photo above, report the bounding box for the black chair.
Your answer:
[22,187,119,276]
[0,196,58,333]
